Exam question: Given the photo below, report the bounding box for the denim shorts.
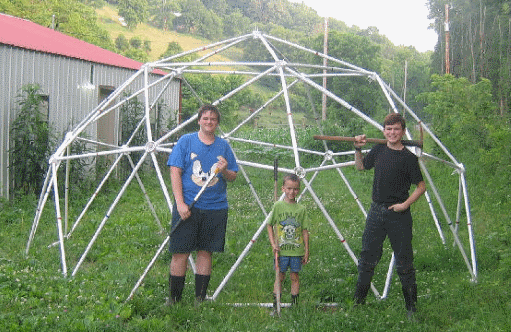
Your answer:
[277,256,302,273]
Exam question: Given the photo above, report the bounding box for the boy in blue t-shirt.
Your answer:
[167,104,238,304]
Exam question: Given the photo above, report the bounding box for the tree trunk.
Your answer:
[469,16,477,82]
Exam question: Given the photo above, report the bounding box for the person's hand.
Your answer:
[389,202,408,212]
[216,156,228,173]
[302,252,310,265]
[354,134,367,148]
[176,201,191,220]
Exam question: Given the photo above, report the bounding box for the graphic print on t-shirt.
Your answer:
[278,217,301,251]
[190,154,219,187]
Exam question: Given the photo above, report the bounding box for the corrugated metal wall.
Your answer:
[0,44,181,198]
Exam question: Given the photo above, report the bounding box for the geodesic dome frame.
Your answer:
[27,30,477,304]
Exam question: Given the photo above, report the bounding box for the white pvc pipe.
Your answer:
[72,151,149,277]
[51,162,68,276]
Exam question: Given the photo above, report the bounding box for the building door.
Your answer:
[96,86,117,175]
[96,86,116,148]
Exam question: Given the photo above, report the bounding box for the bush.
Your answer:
[9,84,56,197]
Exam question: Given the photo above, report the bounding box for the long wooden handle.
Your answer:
[274,250,281,317]
[273,158,278,202]
[313,135,423,148]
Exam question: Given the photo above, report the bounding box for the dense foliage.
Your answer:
[0,0,114,50]
[418,74,511,278]
[428,0,511,115]
[9,84,55,197]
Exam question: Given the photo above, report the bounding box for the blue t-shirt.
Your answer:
[167,133,238,210]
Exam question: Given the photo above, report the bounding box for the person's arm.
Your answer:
[390,181,426,212]
[170,166,190,220]
[217,156,237,182]
[353,134,367,171]
[267,224,279,253]
[222,169,237,182]
[302,229,309,264]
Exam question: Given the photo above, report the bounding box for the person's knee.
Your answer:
[172,253,190,262]
[170,253,190,275]
[396,266,416,284]
[197,250,212,258]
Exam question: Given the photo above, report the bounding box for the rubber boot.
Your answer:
[402,284,417,321]
[353,283,370,306]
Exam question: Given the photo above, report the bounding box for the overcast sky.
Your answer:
[288,0,438,52]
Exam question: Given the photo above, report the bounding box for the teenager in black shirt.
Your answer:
[353,113,426,320]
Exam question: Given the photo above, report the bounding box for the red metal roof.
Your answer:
[0,13,161,73]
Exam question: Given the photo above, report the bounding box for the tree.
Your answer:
[0,0,114,51]
[427,0,511,114]
[379,46,432,113]
[223,9,251,37]
[115,34,129,51]
[77,0,106,8]
[118,0,148,29]
[143,39,151,53]
[160,41,183,59]
[159,41,198,62]
[202,0,228,17]
[417,73,511,202]
[173,0,206,33]
[174,0,223,40]
[129,36,143,49]
[179,73,261,129]
[148,0,181,30]
[124,48,149,62]
[286,1,321,35]
[309,31,384,120]
[418,74,497,158]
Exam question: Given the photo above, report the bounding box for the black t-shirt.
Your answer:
[363,144,423,204]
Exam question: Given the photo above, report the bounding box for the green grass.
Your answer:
[96,5,241,63]
[1,128,510,331]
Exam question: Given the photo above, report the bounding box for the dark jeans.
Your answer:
[357,202,416,289]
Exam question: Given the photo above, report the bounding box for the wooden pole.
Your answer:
[273,158,278,202]
[273,157,280,316]
[313,135,423,148]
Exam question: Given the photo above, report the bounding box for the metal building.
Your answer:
[0,13,181,199]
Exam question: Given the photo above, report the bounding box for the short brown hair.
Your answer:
[383,113,406,130]
[282,173,300,186]
[198,104,221,123]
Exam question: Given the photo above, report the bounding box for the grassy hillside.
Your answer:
[95,5,307,126]
[96,6,242,62]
